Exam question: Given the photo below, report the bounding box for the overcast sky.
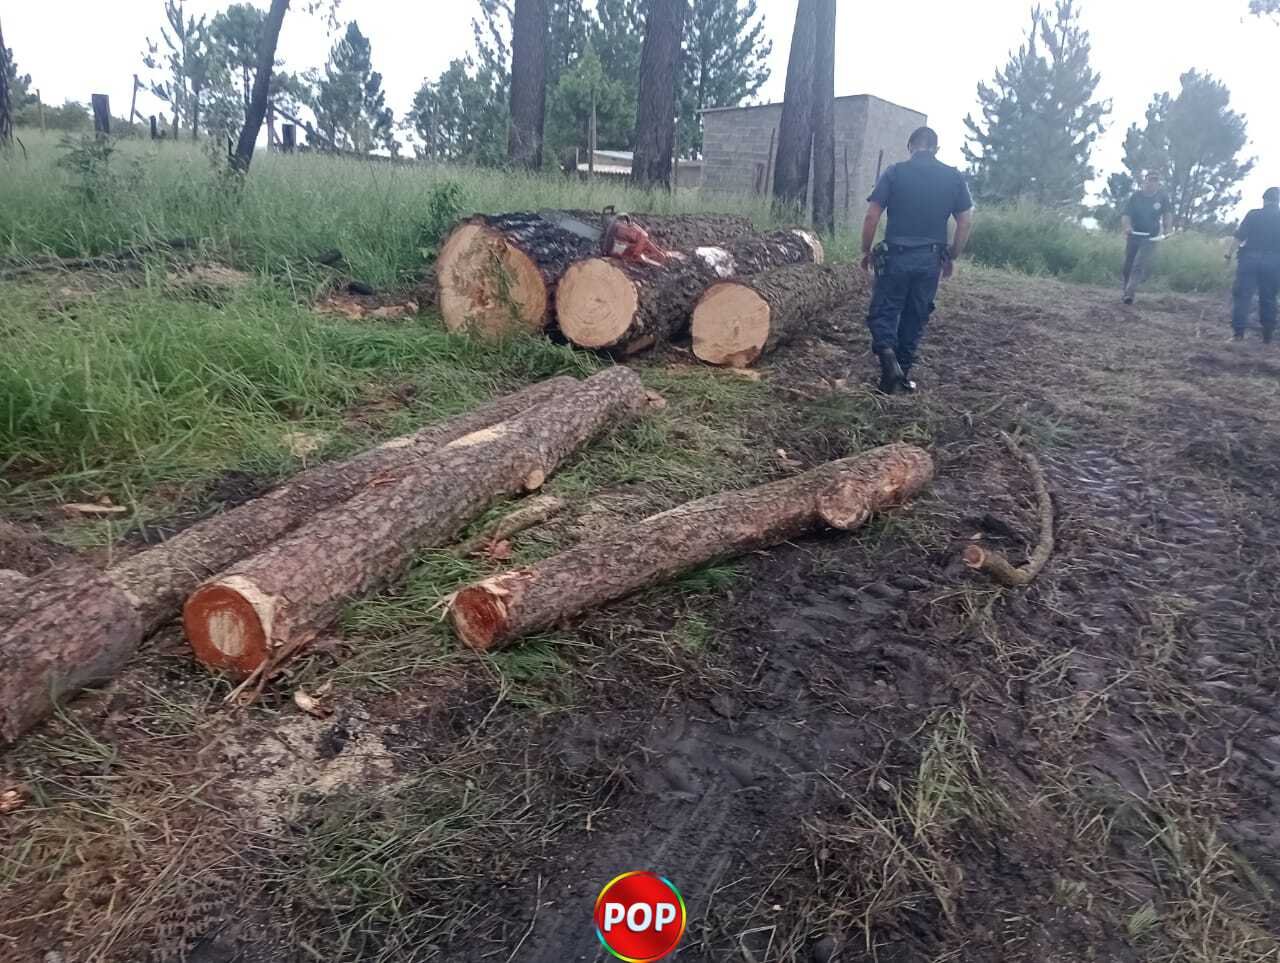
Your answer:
[4,0,1275,213]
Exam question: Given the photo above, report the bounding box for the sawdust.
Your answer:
[217,707,397,833]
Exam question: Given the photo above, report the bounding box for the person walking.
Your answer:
[1121,172,1173,304]
[860,126,974,394]
[1227,187,1280,343]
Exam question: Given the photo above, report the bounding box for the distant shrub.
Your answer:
[968,201,1232,293]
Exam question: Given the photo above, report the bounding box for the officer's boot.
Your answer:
[876,347,904,395]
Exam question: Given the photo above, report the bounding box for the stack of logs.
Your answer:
[0,367,932,744]
[435,210,869,366]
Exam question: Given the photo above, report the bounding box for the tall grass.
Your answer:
[969,202,1233,293]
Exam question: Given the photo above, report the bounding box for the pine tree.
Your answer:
[508,0,549,168]
[772,0,817,214]
[408,58,508,165]
[632,0,687,189]
[545,44,631,168]
[143,1,209,138]
[677,0,771,156]
[810,0,836,233]
[962,1,1109,210]
[311,22,396,154]
[1117,70,1254,228]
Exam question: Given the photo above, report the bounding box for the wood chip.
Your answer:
[0,788,24,814]
[293,688,332,718]
[61,503,128,518]
[281,431,327,459]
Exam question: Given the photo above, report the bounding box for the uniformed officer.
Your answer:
[1121,172,1173,305]
[1227,187,1280,343]
[860,127,974,394]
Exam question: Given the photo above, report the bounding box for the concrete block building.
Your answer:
[701,95,927,224]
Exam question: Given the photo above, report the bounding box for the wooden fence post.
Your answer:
[150,115,159,140]
[36,89,45,132]
[91,94,111,137]
[129,74,140,126]
[281,123,296,152]
[764,127,777,198]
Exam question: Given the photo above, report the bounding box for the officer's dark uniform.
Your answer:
[1232,200,1280,340]
[865,152,973,381]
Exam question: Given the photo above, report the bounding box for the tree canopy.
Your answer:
[309,22,397,154]
[1117,70,1254,228]
[963,1,1109,210]
[678,0,771,156]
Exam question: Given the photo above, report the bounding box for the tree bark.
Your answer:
[185,368,650,679]
[810,0,837,234]
[0,565,144,743]
[508,0,549,170]
[557,229,825,354]
[0,18,13,148]
[231,0,289,174]
[772,0,818,215]
[451,444,935,651]
[631,0,688,190]
[692,262,866,367]
[0,378,576,743]
[435,211,756,338]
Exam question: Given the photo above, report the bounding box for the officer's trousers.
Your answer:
[865,248,943,372]
[1232,251,1280,336]
[1122,236,1157,299]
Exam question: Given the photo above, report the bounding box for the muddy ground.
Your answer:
[3,266,1278,963]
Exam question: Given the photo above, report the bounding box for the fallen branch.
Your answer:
[450,444,934,651]
[451,495,566,558]
[963,431,1054,587]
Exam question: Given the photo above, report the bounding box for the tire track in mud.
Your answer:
[508,563,949,962]
[1037,445,1280,895]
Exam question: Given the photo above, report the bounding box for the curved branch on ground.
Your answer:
[964,431,1055,587]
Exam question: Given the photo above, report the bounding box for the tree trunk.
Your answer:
[451,444,935,651]
[631,0,687,190]
[0,565,144,743]
[0,18,12,148]
[184,368,649,679]
[0,378,576,743]
[508,0,549,170]
[231,0,289,174]
[557,229,825,354]
[772,0,818,215]
[435,211,756,338]
[0,569,27,593]
[692,262,867,367]
[810,0,837,234]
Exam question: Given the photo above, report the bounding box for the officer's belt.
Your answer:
[886,242,947,254]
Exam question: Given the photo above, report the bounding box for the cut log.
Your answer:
[557,230,825,355]
[692,263,868,368]
[450,444,933,651]
[184,368,650,679]
[0,565,143,744]
[0,378,577,744]
[435,211,756,338]
[113,377,579,635]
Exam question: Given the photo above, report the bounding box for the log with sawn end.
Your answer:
[184,367,651,679]
[450,443,933,652]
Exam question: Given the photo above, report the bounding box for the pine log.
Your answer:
[0,378,576,744]
[185,367,649,679]
[435,211,755,337]
[692,262,867,367]
[557,230,825,354]
[114,377,579,634]
[451,443,934,651]
[0,565,143,743]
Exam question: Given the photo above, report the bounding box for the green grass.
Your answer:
[0,273,590,505]
[969,201,1233,293]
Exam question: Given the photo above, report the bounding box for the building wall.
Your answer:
[701,95,927,225]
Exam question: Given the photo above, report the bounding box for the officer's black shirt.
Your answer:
[1236,206,1280,255]
[1125,190,1171,236]
[867,152,973,247]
